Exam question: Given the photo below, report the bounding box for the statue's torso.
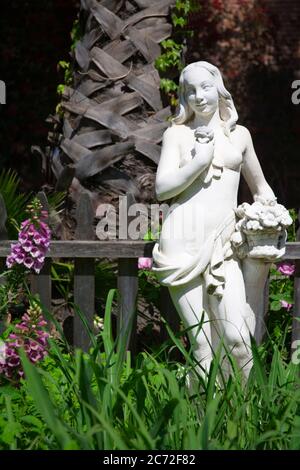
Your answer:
[159,125,245,259]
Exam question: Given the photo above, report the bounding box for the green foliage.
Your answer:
[172,0,198,28]
[160,78,179,94]
[155,0,200,105]
[56,18,82,99]
[70,19,82,51]
[1,289,300,450]
[155,40,183,73]
[56,61,72,96]
[265,208,296,352]
[0,169,31,238]
[287,208,297,242]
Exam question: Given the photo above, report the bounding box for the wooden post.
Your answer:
[74,193,95,351]
[260,275,270,344]
[117,193,138,354]
[292,209,300,351]
[30,192,52,312]
[117,258,138,353]
[160,286,180,342]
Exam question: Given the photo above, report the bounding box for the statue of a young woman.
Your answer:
[152,61,291,382]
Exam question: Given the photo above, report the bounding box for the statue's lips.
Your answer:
[195,103,208,110]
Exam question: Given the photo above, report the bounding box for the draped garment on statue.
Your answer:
[152,210,236,298]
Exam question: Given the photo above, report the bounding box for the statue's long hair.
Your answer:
[173,61,238,135]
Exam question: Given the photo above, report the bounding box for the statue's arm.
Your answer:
[240,126,276,201]
[155,127,213,201]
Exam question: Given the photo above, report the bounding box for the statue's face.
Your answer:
[184,68,219,116]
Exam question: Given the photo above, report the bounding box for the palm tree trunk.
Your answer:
[49,0,175,210]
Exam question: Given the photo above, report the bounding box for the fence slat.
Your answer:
[30,192,52,312]
[74,193,95,351]
[0,239,155,258]
[117,193,138,354]
[117,257,138,353]
[292,210,300,351]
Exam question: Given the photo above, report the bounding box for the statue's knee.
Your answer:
[225,334,250,359]
[192,337,213,357]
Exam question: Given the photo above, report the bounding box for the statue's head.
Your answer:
[173,61,238,134]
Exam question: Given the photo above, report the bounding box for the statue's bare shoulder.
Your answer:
[163,123,192,141]
[232,124,253,153]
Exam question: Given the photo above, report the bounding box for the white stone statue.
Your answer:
[152,61,292,383]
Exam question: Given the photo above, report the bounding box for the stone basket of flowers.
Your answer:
[231,197,293,261]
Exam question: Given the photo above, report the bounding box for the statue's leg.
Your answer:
[242,258,271,344]
[209,258,255,379]
[168,275,213,376]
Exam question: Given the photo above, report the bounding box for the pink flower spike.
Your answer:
[27,224,36,237]
[29,351,42,363]
[39,221,49,231]
[30,246,41,258]
[33,259,44,274]
[37,245,48,256]
[33,233,43,245]
[15,251,25,264]
[40,238,50,249]
[24,257,34,269]
[19,232,28,244]
[29,340,40,351]
[5,348,14,357]
[9,339,23,348]
[7,356,21,367]
[280,300,293,311]
[15,324,29,333]
[23,240,34,253]
[21,219,30,229]
[277,262,295,276]
[11,243,21,253]
[6,255,15,268]
[11,247,22,258]
[138,257,153,270]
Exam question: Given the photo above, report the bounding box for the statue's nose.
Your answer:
[195,90,204,103]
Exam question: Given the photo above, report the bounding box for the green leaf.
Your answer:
[0,169,31,238]
[270,300,282,311]
[227,420,238,441]
[250,336,269,406]
[20,415,44,429]
[20,350,78,449]
[1,422,22,445]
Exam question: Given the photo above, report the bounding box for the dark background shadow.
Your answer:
[187,0,300,209]
[0,0,299,208]
[0,0,77,192]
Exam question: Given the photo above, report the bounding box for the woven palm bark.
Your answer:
[48,0,175,211]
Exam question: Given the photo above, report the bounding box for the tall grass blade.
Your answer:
[20,350,78,449]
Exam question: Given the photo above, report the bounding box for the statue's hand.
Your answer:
[193,126,215,165]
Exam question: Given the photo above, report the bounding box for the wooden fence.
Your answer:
[0,191,300,353]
